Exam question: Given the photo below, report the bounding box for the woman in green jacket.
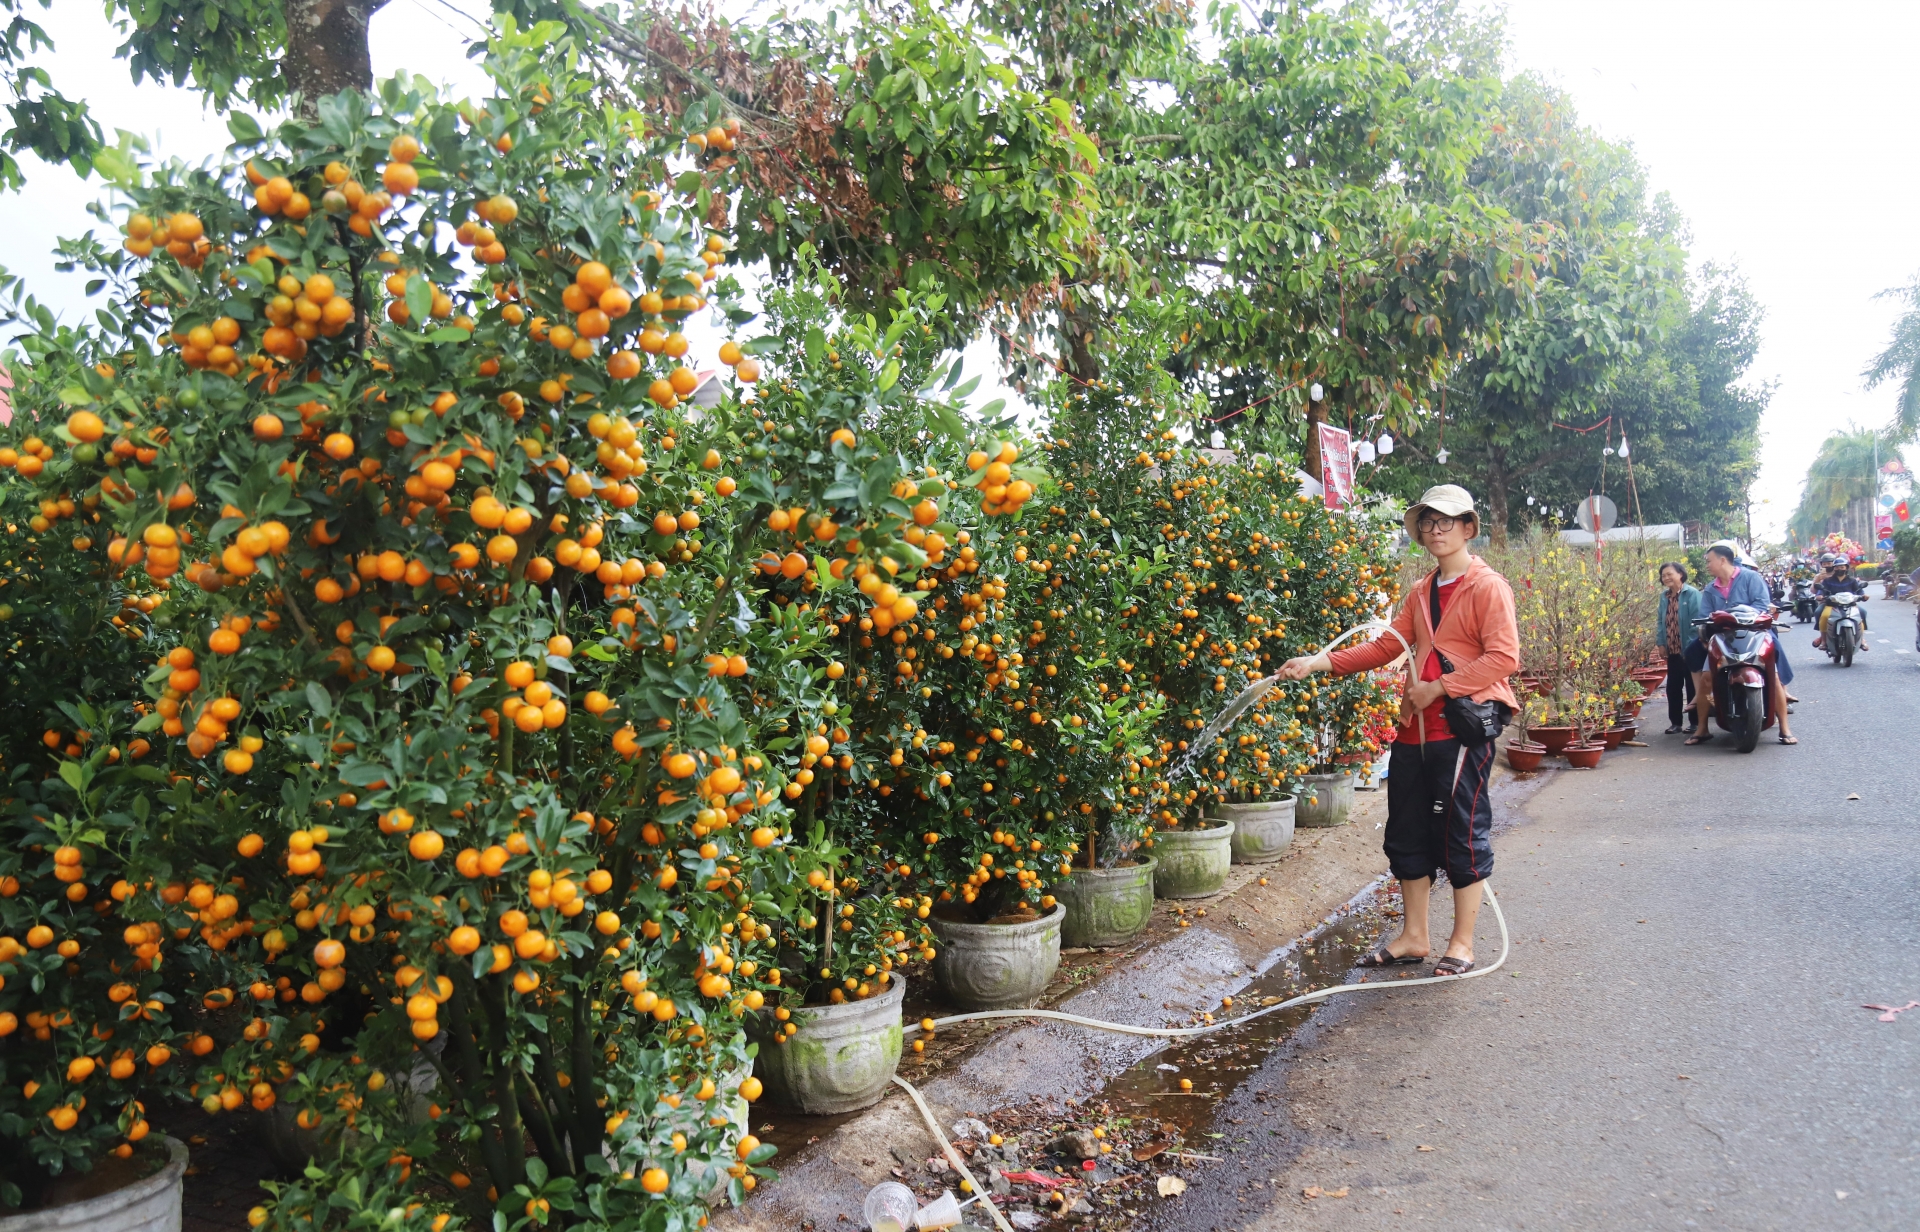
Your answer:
[1654,562,1702,734]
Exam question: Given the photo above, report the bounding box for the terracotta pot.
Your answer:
[1597,726,1627,750]
[1505,742,1547,773]
[1563,742,1604,769]
[1531,726,1575,754]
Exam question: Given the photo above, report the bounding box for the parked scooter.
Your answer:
[1695,605,1779,753]
[1823,592,1864,667]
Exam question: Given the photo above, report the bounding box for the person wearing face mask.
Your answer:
[1279,485,1519,977]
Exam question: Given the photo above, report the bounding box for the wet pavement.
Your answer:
[1146,596,1920,1231]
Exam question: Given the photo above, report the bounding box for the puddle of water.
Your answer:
[1100,887,1406,1141]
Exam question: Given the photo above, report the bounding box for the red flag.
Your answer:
[1898,500,1911,523]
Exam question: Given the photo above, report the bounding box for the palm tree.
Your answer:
[1864,276,1920,441]
[1787,429,1892,546]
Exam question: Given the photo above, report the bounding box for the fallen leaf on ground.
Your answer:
[1132,1140,1169,1162]
[1158,1177,1187,1198]
[1302,1186,1323,1199]
[1327,1187,1350,1198]
[1677,1074,1690,1080]
[1417,1144,1435,1152]
[1001,1171,1065,1189]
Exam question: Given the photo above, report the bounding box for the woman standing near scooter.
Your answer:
[1279,485,1519,977]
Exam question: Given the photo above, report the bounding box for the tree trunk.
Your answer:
[1303,397,1324,481]
[284,0,389,115]
[1059,285,1101,384]
[1484,445,1510,549]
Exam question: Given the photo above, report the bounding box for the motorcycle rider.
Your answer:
[1812,553,1868,651]
[1688,543,1797,746]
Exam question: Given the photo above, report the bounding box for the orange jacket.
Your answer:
[1327,555,1520,740]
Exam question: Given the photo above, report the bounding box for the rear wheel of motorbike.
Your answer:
[1737,684,1764,753]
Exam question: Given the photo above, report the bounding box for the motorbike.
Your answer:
[1791,579,1821,625]
[1823,592,1863,667]
[1695,606,1778,753]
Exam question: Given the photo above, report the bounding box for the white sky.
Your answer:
[1488,0,1920,539]
[4,1,1916,540]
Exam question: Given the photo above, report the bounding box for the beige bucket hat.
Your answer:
[1403,484,1478,538]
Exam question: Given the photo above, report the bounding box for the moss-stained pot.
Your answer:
[749,975,904,1115]
[0,1136,186,1232]
[1295,772,1354,828]
[1150,820,1234,899]
[1056,858,1156,948]
[1213,798,1296,863]
[929,903,1063,1010]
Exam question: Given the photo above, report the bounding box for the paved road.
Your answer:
[1157,596,1920,1232]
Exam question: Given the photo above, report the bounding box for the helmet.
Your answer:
[1821,553,1840,567]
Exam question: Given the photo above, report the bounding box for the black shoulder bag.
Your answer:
[1427,572,1510,748]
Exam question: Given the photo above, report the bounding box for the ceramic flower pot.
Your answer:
[749,975,905,1115]
[1505,741,1547,773]
[930,904,1064,1010]
[1214,798,1296,864]
[1057,859,1157,948]
[1599,726,1632,750]
[1530,726,1576,754]
[1149,822,1235,898]
[0,1137,187,1232]
[1563,742,1604,769]
[1294,773,1354,828]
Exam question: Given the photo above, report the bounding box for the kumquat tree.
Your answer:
[0,7,1459,1230]
[0,17,1017,1230]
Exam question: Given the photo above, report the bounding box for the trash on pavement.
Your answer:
[1157,1176,1188,1197]
[864,1181,918,1232]
[1864,1000,1919,1022]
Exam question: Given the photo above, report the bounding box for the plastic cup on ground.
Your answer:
[915,1190,964,1229]
[864,1181,917,1232]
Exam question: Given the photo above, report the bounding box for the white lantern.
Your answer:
[1618,435,1631,459]
[1435,448,1450,464]
[1526,495,1535,506]
[1310,382,1324,402]
[1377,433,1394,456]
[1355,440,1377,464]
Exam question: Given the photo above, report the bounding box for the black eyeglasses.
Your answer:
[1415,515,1460,534]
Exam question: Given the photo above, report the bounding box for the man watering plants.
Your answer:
[1279,485,1519,977]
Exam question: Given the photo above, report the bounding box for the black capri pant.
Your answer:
[1385,737,1495,887]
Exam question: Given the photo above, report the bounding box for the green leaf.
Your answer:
[424,326,472,343]
[877,358,900,391]
[805,327,827,367]
[404,274,433,327]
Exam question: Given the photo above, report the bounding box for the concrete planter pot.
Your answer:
[1214,799,1296,864]
[1150,822,1234,899]
[930,904,1064,1010]
[750,975,905,1115]
[1057,859,1156,948]
[1,1136,186,1232]
[1295,773,1354,828]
